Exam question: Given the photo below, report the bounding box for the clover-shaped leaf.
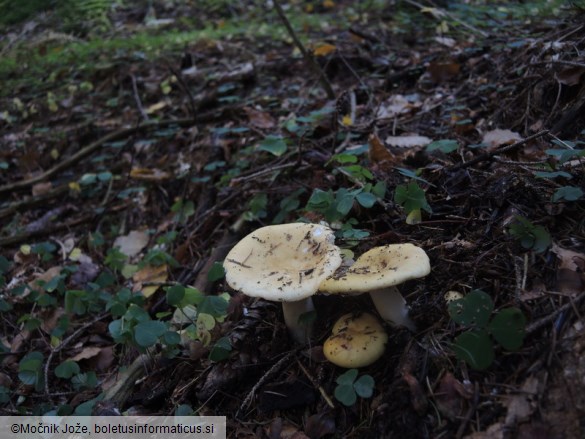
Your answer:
[488,307,526,351]
[448,289,493,328]
[452,329,494,370]
[334,369,375,406]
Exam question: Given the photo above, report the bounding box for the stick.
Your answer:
[447,130,549,171]
[272,0,335,99]
[0,118,197,196]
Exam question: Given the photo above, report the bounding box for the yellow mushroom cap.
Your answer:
[224,223,342,302]
[320,243,430,294]
[323,312,388,368]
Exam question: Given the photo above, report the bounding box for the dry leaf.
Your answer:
[428,61,460,82]
[243,106,276,129]
[368,133,395,169]
[551,243,585,295]
[130,167,171,181]
[32,181,53,196]
[434,36,457,47]
[556,66,585,86]
[25,266,63,298]
[313,43,336,57]
[133,264,167,297]
[505,375,539,425]
[435,372,472,420]
[145,101,168,114]
[113,230,149,258]
[482,129,523,149]
[464,422,505,439]
[70,346,102,362]
[385,134,432,148]
[377,94,417,118]
[551,243,585,271]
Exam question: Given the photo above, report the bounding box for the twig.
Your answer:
[44,314,109,403]
[272,0,335,99]
[447,130,549,171]
[403,0,489,38]
[228,163,297,185]
[166,62,198,118]
[528,60,585,69]
[236,350,297,419]
[455,381,479,439]
[0,118,197,196]
[130,74,149,121]
[0,203,127,247]
[296,359,335,409]
[526,291,585,335]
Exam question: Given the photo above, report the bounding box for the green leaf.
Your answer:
[71,372,97,389]
[18,352,44,388]
[508,216,551,253]
[371,181,387,198]
[0,255,11,274]
[175,404,194,416]
[533,171,572,179]
[452,329,494,370]
[307,189,334,209]
[331,153,358,164]
[545,148,585,164]
[180,287,205,308]
[0,386,9,403]
[448,289,494,328]
[209,336,232,362]
[340,165,374,182]
[335,384,357,406]
[488,307,526,351]
[134,321,167,347]
[426,139,459,153]
[97,171,112,182]
[552,186,583,202]
[197,313,216,331]
[198,296,229,317]
[395,168,433,186]
[354,374,375,398]
[356,191,377,208]
[207,262,226,282]
[55,361,80,379]
[335,189,356,215]
[166,285,185,306]
[394,181,432,214]
[336,368,358,385]
[163,330,181,345]
[258,135,288,156]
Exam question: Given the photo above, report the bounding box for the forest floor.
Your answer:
[1,1,585,438]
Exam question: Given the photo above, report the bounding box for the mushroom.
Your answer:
[319,244,430,331]
[323,312,388,368]
[224,223,342,343]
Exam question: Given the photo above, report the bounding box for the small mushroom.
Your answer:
[320,244,430,331]
[323,312,388,368]
[224,223,342,343]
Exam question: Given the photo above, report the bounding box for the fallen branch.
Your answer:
[0,118,198,196]
[447,130,549,171]
[0,203,127,247]
[272,0,335,99]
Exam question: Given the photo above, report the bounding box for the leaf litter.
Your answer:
[0,1,585,437]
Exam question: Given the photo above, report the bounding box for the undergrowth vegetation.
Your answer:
[1,0,584,437]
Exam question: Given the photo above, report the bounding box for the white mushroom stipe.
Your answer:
[224,223,342,343]
[282,298,316,344]
[369,287,416,331]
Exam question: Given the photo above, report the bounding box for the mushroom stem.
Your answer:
[369,287,416,331]
[282,298,315,343]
